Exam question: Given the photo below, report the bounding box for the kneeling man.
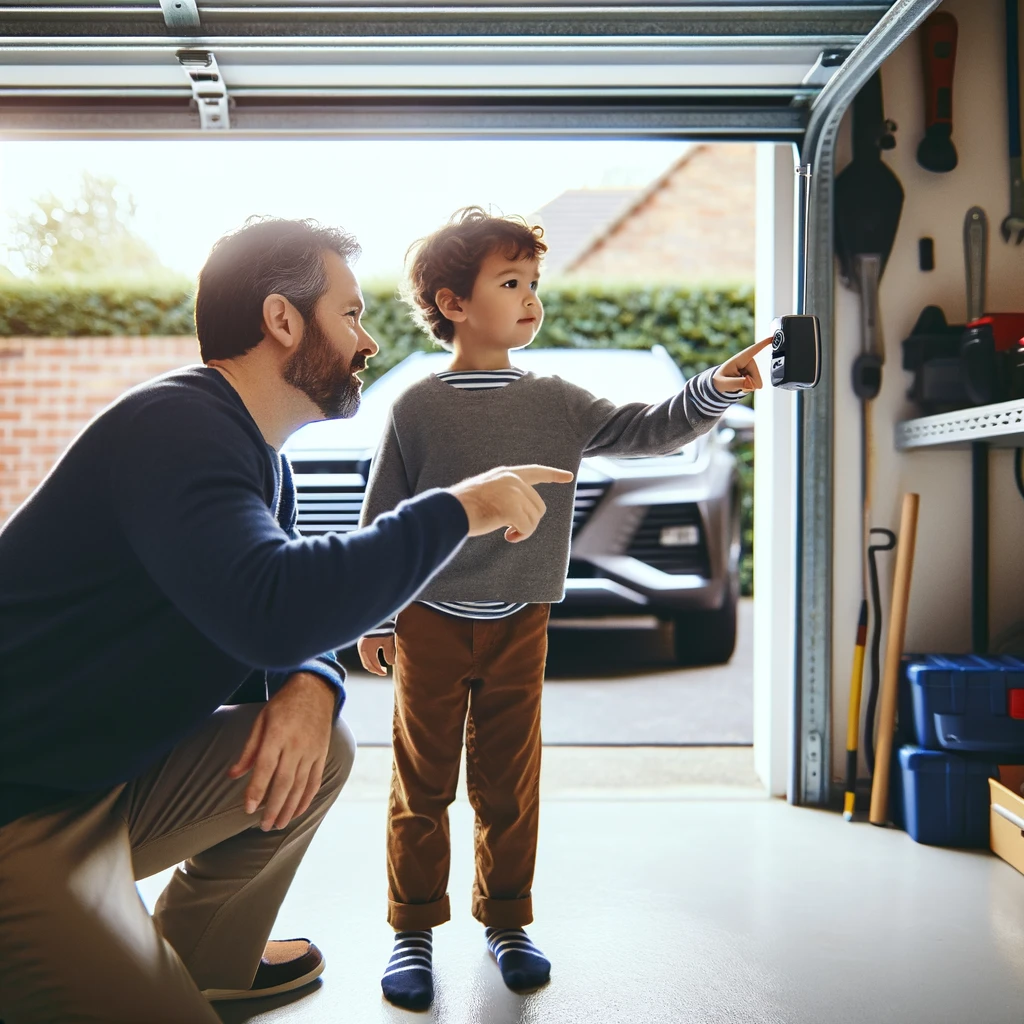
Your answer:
[0,217,572,1024]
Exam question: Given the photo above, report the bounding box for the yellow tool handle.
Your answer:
[843,602,868,821]
[846,644,867,752]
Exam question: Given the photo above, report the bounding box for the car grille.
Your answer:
[626,503,711,576]
[292,460,367,535]
[292,464,610,538]
[572,481,611,537]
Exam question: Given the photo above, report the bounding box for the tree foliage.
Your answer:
[7,173,168,278]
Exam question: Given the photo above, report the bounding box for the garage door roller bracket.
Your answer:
[177,49,232,132]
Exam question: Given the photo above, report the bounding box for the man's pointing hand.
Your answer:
[449,464,575,543]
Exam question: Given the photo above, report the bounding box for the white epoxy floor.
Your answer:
[136,749,1024,1024]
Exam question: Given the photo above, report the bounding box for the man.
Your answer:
[0,216,573,1024]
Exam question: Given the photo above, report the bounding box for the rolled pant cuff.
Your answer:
[388,894,451,931]
[472,895,533,928]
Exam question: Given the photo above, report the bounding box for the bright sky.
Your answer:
[0,140,689,281]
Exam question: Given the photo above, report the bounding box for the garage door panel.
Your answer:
[0,3,886,136]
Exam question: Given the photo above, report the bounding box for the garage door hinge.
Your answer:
[176,49,231,131]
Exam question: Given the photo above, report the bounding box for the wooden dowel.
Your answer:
[869,492,920,826]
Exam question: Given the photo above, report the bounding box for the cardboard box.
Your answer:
[989,778,1024,875]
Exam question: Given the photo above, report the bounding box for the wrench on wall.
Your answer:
[1002,0,1024,243]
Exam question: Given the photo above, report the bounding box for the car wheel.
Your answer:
[672,583,738,667]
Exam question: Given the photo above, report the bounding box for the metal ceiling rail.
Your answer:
[0,35,867,48]
[0,95,810,139]
[0,4,892,40]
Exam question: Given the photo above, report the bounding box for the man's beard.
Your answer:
[282,315,364,420]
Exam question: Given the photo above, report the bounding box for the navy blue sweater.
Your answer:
[0,367,468,828]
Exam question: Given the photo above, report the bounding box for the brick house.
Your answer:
[534,143,755,283]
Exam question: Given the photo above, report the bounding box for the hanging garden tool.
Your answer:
[1001,0,1024,244]
[916,12,959,173]
[846,527,896,817]
[835,70,904,819]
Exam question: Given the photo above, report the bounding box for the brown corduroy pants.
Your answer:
[386,601,550,931]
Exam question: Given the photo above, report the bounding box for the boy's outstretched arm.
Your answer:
[572,337,772,459]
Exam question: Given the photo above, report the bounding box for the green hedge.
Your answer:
[0,277,755,594]
[0,276,197,338]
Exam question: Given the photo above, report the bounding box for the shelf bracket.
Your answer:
[176,49,231,131]
[972,442,989,654]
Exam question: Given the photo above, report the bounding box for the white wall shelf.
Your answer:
[894,399,1024,452]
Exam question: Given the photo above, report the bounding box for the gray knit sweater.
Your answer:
[359,367,739,604]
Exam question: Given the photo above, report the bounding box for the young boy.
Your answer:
[358,207,769,1011]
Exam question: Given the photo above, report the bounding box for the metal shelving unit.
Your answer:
[895,398,1024,451]
[895,398,1024,654]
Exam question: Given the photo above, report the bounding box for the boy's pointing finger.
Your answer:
[510,466,575,486]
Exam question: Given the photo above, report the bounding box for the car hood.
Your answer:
[282,349,720,479]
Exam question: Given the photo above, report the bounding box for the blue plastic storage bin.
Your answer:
[903,654,1024,754]
[898,745,997,847]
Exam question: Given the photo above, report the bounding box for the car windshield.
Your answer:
[364,349,684,409]
[285,347,693,456]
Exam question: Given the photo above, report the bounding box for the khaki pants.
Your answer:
[387,602,549,931]
[0,703,355,1024]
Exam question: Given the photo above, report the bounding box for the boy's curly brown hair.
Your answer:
[402,206,547,350]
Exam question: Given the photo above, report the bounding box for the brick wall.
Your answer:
[0,336,200,524]
[568,143,756,283]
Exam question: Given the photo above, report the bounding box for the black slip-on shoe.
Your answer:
[202,939,325,1002]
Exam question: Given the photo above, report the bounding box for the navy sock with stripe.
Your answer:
[485,927,551,992]
[381,929,433,1011]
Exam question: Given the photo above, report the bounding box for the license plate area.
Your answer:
[659,524,700,547]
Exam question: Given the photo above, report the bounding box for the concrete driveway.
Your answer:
[341,598,753,746]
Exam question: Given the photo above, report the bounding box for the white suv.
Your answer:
[283,346,751,666]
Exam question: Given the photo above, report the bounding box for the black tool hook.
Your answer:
[864,528,897,774]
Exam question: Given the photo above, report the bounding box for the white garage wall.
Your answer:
[830,0,1024,783]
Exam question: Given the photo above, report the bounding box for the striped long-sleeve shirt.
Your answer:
[362,363,744,638]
